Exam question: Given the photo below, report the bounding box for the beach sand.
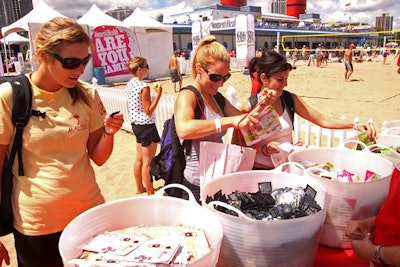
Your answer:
[1,57,399,265]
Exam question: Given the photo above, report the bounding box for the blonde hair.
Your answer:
[191,35,230,78]
[35,17,91,105]
[127,57,147,75]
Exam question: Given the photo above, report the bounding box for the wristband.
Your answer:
[214,118,222,133]
[374,245,387,266]
[103,125,114,136]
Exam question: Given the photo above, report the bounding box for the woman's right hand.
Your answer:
[0,241,10,266]
[153,82,162,94]
[262,141,280,155]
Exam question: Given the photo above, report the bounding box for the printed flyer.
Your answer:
[241,106,282,146]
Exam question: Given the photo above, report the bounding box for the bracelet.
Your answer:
[103,125,114,136]
[214,118,222,133]
[374,245,387,266]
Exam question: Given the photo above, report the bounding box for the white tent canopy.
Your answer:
[1,0,66,37]
[123,8,169,29]
[123,8,173,80]
[1,32,30,45]
[77,4,125,27]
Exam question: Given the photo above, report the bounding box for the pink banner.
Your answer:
[91,26,137,77]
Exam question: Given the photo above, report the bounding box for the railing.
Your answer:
[96,85,353,148]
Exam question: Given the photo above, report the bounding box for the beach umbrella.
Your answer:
[386,42,398,47]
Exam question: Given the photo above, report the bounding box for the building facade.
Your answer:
[106,6,134,21]
[375,13,393,31]
[0,0,33,32]
[271,0,286,15]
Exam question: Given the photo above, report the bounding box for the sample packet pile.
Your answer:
[68,224,211,267]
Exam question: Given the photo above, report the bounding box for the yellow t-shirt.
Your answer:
[0,75,106,235]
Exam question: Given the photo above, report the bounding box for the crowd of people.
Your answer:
[0,15,399,266]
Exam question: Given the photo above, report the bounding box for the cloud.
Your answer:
[33,0,399,28]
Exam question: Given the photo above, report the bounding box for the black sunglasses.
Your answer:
[202,66,231,83]
[47,52,91,69]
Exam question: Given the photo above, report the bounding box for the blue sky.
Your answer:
[33,0,400,28]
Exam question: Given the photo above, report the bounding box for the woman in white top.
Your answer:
[241,50,376,170]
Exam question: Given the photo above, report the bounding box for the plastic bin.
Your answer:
[288,148,394,248]
[59,184,223,267]
[382,120,400,132]
[93,67,105,85]
[342,134,400,166]
[201,164,327,267]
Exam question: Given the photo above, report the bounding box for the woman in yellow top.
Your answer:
[0,17,123,266]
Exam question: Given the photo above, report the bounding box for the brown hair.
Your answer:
[35,17,92,105]
[191,35,230,78]
[248,50,292,84]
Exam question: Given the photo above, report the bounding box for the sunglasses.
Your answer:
[202,66,231,83]
[141,64,149,69]
[47,52,91,69]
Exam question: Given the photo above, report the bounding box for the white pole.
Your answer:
[276,32,280,53]
[3,37,9,76]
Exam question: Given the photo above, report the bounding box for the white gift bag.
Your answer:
[199,141,256,188]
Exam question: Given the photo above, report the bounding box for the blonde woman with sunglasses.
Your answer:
[0,17,123,266]
[174,35,262,202]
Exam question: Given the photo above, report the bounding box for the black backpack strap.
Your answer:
[181,85,204,119]
[182,85,226,117]
[9,75,33,176]
[281,90,295,129]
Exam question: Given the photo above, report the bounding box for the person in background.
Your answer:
[168,50,182,93]
[345,65,400,267]
[240,50,376,170]
[174,35,262,202]
[125,57,162,196]
[0,17,124,266]
[382,48,389,65]
[344,43,355,81]
[249,47,265,96]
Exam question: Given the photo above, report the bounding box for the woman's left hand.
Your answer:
[104,112,124,135]
[357,119,376,139]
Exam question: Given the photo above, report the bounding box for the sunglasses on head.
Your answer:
[202,66,231,83]
[47,52,91,69]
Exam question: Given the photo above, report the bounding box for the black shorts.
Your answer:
[132,123,160,147]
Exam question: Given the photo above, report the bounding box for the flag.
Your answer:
[345,3,351,6]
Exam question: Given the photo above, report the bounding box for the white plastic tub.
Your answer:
[201,165,327,267]
[382,120,400,132]
[288,148,394,249]
[59,184,223,267]
[342,134,400,166]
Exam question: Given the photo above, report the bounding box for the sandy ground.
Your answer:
[1,55,399,266]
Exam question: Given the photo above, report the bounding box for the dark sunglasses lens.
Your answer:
[63,55,91,69]
[209,73,230,82]
[63,59,81,69]
[209,74,223,82]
